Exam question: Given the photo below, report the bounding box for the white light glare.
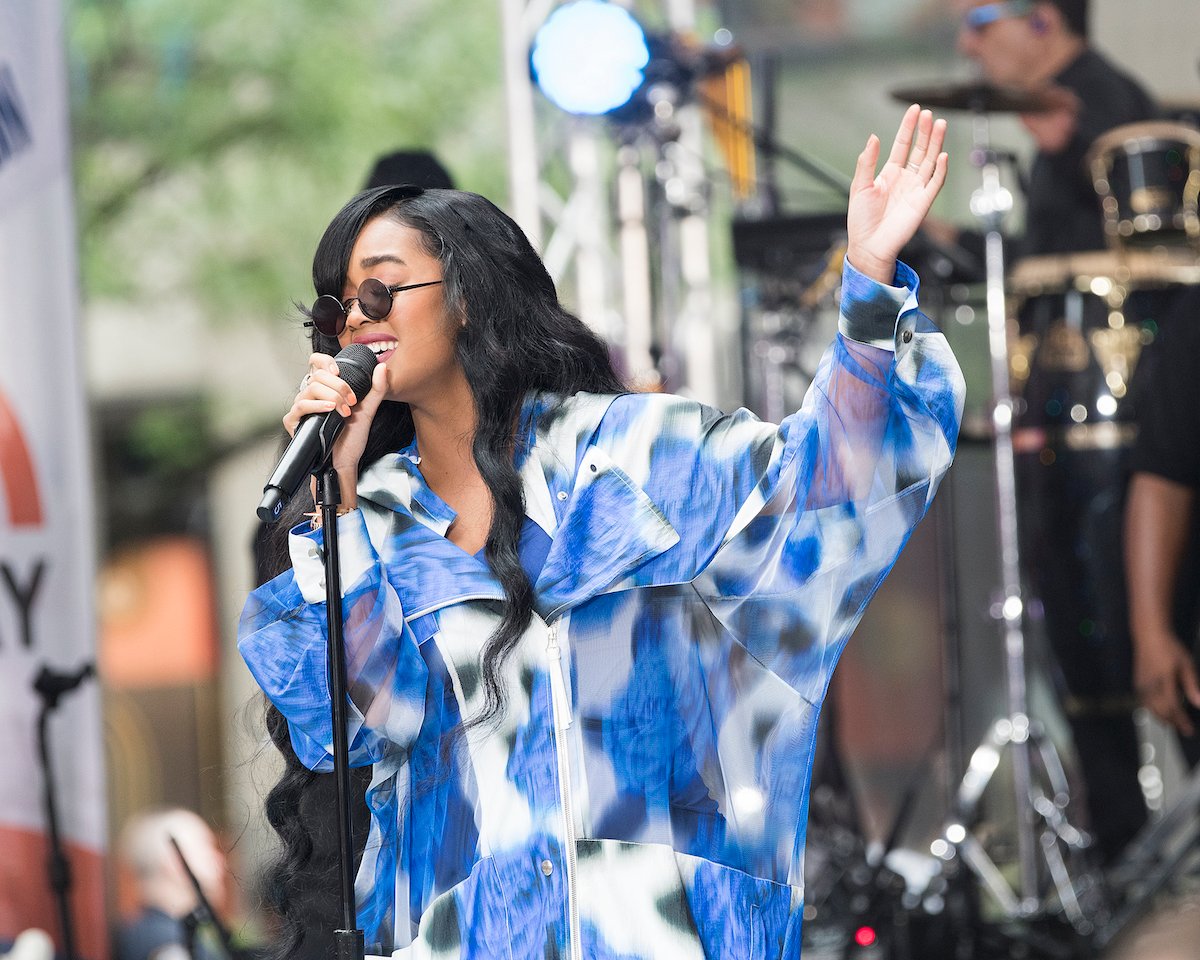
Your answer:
[531,1,650,116]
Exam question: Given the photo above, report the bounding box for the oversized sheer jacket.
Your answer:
[239,260,964,959]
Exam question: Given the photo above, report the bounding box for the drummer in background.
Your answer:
[948,0,1156,257]
[943,0,1161,866]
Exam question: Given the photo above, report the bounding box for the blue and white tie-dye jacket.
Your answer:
[239,259,964,959]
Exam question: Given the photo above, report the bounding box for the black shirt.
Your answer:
[1022,48,1156,256]
[1131,286,1200,488]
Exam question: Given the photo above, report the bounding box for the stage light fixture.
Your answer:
[530,1,651,116]
[532,4,744,128]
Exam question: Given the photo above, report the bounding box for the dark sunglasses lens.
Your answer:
[357,278,392,320]
[311,295,347,337]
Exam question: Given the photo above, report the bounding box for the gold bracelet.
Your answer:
[307,505,355,531]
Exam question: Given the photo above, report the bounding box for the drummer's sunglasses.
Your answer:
[963,0,1035,31]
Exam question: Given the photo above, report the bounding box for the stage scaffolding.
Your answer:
[498,0,725,403]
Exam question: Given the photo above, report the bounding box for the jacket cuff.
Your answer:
[838,257,920,349]
[288,508,375,604]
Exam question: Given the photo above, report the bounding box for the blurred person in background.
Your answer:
[114,808,229,960]
[361,150,455,198]
[239,106,963,958]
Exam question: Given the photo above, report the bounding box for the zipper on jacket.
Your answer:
[546,619,582,960]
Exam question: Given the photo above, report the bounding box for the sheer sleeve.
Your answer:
[594,258,963,699]
[238,510,428,771]
[702,258,962,696]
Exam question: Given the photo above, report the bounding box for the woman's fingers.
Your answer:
[307,351,340,376]
[851,133,880,195]
[306,369,357,411]
[865,105,949,185]
[909,109,933,169]
[886,103,920,168]
[923,151,949,203]
[929,117,948,163]
[917,116,946,179]
[884,106,948,186]
[304,354,358,411]
[283,354,359,434]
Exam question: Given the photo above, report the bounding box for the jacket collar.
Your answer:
[355,392,679,621]
[356,454,507,618]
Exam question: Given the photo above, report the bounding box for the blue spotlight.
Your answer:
[531,1,650,116]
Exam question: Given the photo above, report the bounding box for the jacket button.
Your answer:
[902,329,913,343]
[540,859,554,877]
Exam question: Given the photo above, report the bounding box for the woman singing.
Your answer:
[240,105,962,959]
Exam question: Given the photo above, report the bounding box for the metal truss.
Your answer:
[499,0,720,400]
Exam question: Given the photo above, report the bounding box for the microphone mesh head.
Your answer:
[333,342,379,399]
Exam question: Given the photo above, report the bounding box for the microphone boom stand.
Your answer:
[316,465,367,960]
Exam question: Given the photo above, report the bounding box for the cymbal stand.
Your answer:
[933,107,1094,932]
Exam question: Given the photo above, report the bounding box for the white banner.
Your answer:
[0,1,106,955]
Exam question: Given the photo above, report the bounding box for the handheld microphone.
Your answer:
[257,342,378,524]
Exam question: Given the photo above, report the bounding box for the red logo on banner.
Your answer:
[0,389,43,526]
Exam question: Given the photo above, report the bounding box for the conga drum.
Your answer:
[1087,121,1200,251]
[1008,250,1200,712]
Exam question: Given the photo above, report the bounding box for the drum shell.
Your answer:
[1088,121,1200,251]
[1009,271,1186,707]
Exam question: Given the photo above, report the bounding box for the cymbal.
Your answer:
[890,81,1068,114]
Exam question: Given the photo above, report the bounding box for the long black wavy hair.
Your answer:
[260,185,625,956]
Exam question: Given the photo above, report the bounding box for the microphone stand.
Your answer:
[32,662,95,960]
[315,465,366,960]
[168,835,235,959]
[929,106,1095,941]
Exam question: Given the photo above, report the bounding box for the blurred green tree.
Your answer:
[68,0,507,320]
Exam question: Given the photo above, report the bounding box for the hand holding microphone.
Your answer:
[257,343,387,523]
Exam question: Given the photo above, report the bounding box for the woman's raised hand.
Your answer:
[846,104,949,284]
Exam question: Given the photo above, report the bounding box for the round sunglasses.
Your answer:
[305,277,444,337]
